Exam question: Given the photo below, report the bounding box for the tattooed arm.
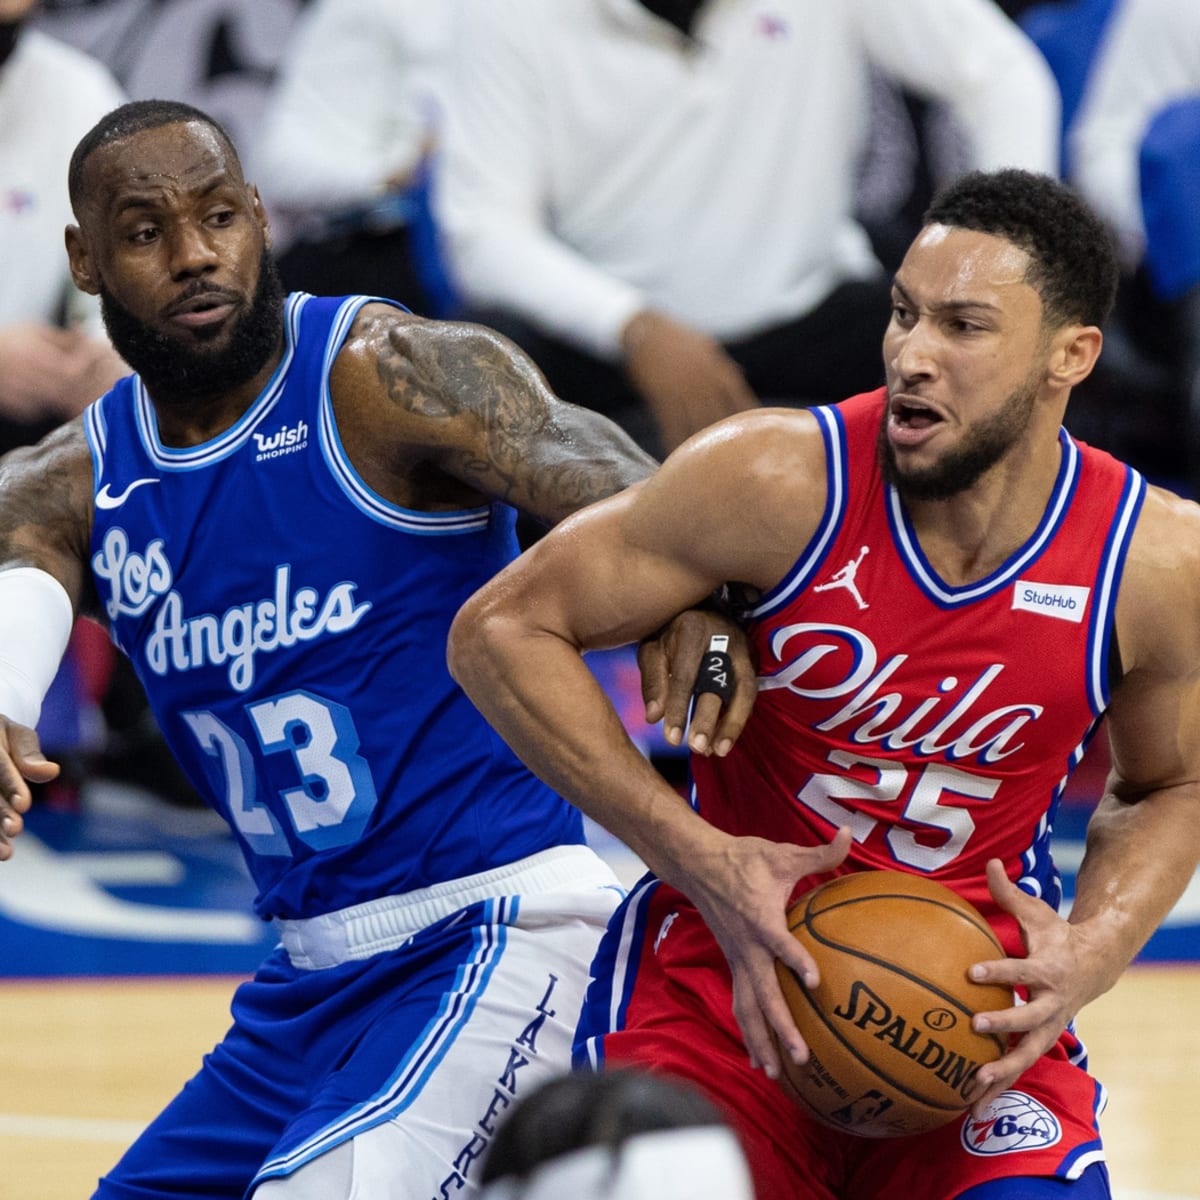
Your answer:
[330,304,757,752]
[0,420,94,603]
[330,305,656,523]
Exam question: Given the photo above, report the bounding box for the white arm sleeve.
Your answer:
[0,567,75,729]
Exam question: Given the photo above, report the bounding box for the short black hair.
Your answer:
[69,99,239,214]
[923,168,1119,328]
[480,1068,725,1186]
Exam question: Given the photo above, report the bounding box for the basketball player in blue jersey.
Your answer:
[0,100,754,1200]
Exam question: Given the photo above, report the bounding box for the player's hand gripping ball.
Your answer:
[774,870,1012,1137]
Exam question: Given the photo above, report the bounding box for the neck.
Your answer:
[904,425,1066,587]
[147,340,284,448]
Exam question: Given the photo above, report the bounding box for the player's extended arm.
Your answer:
[339,306,757,746]
[966,487,1200,1112]
[342,308,657,523]
[0,422,95,859]
[448,411,851,1079]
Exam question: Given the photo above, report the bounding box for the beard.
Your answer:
[100,248,286,405]
[877,377,1039,502]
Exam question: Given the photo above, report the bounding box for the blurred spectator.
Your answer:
[252,0,459,317]
[437,0,1060,457]
[1,0,128,800]
[1069,0,1200,491]
[478,1068,754,1200]
[0,0,127,447]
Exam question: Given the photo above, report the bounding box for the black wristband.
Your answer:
[693,635,734,703]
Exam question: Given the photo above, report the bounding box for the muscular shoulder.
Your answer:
[327,304,654,521]
[332,304,533,436]
[635,407,829,593]
[1117,484,1200,677]
[326,305,526,505]
[656,406,828,499]
[0,418,94,599]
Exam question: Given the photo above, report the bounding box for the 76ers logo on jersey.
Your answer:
[961,1092,1062,1156]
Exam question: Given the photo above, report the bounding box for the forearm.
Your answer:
[448,609,726,885]
[1069,785,1200,994]
[522,404,657,526]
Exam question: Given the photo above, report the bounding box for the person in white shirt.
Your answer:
[0,0,127,445]
[0,0,138,808]
[1069,0,1200,496]
[251,0,459,317]
[437,0,1060,456]
[1070,0,1199,274]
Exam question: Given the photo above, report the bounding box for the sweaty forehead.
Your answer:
[82,121,243,218]
[900,225,1034,304]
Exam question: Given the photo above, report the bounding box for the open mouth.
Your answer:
[168,294,236,328]
[891,397,942,430]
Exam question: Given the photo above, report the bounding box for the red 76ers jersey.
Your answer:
[692,389,1145,956]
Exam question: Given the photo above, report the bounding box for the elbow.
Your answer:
[446,592,483,690]
[447,586,510,697]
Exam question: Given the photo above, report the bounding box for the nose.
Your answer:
[887,316,939,386]
[165,221,219,280]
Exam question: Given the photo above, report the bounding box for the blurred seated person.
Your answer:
[436,0,1060,457]
[252,0,459,317]
[1070,0,1200,494]
[1,0,127,447]
[478,1068,754,1200]
[1,0,131,802]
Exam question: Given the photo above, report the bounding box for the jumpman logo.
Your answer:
[813,545,870,610]
[654,911,679,954]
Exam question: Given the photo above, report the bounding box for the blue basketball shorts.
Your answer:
[92,845,623,1199]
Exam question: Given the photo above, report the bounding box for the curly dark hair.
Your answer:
[923,168,1118,329]
[69,99,239,215]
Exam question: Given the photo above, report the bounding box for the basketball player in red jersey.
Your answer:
[449,169,1200,1199]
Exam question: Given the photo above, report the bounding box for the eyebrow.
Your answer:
[890,279,1002,314]
[110,175,231,218]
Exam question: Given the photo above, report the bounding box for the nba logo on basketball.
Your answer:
[961,1092,1063,1156]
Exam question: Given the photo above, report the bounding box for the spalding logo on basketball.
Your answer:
[774,870,1012,1138]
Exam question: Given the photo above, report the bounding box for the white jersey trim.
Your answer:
[317,296,492,535]
[751,404,846,619]
[1086,465,1145,714]
[890,430,1081,606]
[130,293,305,470]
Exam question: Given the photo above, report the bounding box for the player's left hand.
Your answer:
[637,607,756,756]
[963,859,1105,1115]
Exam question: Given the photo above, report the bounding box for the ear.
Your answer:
[1046,325,1103,390]
[249,184,272,250]
[65,224,101,296]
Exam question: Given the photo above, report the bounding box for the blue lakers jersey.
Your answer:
[84,293,584,919]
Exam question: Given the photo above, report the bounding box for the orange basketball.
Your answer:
[773,870,1011,1138]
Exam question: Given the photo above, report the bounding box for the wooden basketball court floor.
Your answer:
[1,966,1197,1199]
[1,708,1196,1198]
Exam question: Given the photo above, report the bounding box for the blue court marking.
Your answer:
[1,655,1196,978]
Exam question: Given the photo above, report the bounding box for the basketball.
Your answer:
[773,870,1012,1138]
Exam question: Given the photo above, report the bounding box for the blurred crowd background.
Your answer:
[4,0,1200,801]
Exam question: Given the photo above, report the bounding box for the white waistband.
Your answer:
[276,844,616,970]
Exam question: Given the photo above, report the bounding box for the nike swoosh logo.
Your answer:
[95,478,159,510]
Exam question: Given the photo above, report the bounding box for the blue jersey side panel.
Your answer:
[85,293,583,918]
